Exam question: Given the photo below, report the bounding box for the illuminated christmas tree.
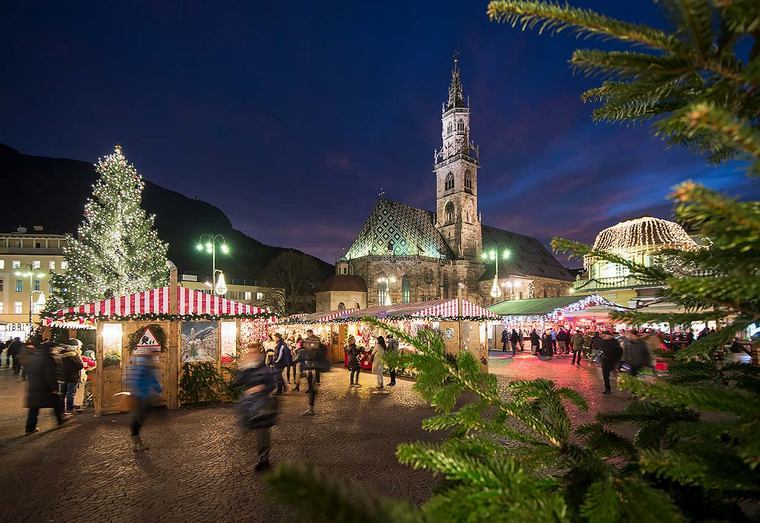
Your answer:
[50,145,169,307]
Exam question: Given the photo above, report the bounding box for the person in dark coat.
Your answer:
[24,342,65,434]
[600,331,623,394]
[509,329,519,356]
[9,337,24,376]
[386,334,399,386]
[271,333,292,395]
[344,335,363,387]
[500,329,509,352]
[59,340,84,413]
[542,331,553,359]
[623,331,651,377]
[236,348,278,471]
[530,329,540,355]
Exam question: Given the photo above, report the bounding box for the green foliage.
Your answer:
[487,0,760,173]
[179,362,225,405]
[126,323,167,354]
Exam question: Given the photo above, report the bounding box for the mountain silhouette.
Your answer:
[0,143,332,282]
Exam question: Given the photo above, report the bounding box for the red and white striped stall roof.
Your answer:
[47,286,268,319]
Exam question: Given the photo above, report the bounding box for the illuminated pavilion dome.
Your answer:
[592,217,699,252]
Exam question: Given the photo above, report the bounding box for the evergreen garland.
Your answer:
[126,323,167,353]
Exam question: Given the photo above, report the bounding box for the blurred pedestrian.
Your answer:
[9,337,24,376]
[299,329,327,416]
[386,334,399,386]
[236,348,278,472]
[292,337,304,392]
[24,341,65,434]
[623,330,651,377]
[510,329,519,356]
[372,336,386,389]
[570,329,584,367]
[345,335,363,387]
[59,339,84,414]
[600,331,623,395]
[518,329,525,352]
[500,328,508,352]
[126,355,162,451]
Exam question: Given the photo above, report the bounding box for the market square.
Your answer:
[1,1,758,522]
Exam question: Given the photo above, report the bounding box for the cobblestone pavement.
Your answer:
[0,355,630,522]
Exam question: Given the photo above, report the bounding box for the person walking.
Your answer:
[570,329,585,367]
[371,336,386,390]
[624,330,651,377]
[299,329,326,416]
[236,348,278,472]
[345,335,363,387]
[24,341,66,434]
[530,329,540,355]
[9,337,24,376]
[500,329,509,352]
[271,333,291,395]
[600,331,623,395]
[126,355,162,451]
[386,334,399,386]
[59,339,84,414]
[509,329,519,356]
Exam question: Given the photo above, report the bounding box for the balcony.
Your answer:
[573,275,663,292]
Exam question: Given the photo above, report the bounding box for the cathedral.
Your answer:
[315,57,573,311]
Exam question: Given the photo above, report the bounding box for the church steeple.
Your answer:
[446,53,466,110]
[434,54,482,262]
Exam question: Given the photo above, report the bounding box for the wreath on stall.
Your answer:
[127,324,168,353]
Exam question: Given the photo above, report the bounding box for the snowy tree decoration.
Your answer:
[49,145,169,307]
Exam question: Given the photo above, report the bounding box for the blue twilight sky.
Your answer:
[2,1,757,263]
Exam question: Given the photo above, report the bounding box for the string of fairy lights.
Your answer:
[592,217,699,251]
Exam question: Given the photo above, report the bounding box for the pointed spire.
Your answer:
[446,52,466,110]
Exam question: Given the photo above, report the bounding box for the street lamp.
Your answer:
[14,264,47,326]
[195,234,230,295]
[481,249,510,299]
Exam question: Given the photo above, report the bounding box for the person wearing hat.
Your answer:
[59,339,84,415]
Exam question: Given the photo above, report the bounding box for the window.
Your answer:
[342,267,348,275]
[14,302,22,314]
[445,201,455,224]
[447,122,452,134]
[378,278,388,306]
[464,171,473,193]
[49,261,56,270]
[33,280,40,291]
[444,172,454,191]
[0,260,4,269]
[33,301,44,314]
[35,242,42,248]
[337,302,345,310]
[244,291,252,300]
[12,260,20,269]
[61,261,68,270]
[0,303,3,314]
[15,280,23,292]
[401,275,410,304]
[32,260,41,269]
[457,119,464,131]
[256,292,264,300]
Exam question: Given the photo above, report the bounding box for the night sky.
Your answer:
[2,1,757,264]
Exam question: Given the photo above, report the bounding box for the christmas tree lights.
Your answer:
[49,145,169,308]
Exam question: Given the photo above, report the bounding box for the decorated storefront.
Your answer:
[280,297,501,371]
[43,282,273,415]
[487,294,621,348]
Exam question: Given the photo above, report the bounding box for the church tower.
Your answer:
[434,55,482,261]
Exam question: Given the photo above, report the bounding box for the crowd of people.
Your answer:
[0,336,97,434]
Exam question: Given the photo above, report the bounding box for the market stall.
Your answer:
[487,294,621,349]
[280,297,501,371]
[42,273,273,415]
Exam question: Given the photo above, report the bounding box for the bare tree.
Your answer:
[264,250,321,314]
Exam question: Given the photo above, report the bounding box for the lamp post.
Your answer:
[481,248,510,299]
[14,264,47,327]
[196,234,230,295]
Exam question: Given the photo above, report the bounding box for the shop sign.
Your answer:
[134,327,162,355]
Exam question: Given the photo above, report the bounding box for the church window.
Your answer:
[378,278,388,305]
[457,119,464,131]
[401,275,410,303]
[464,171,473,193]
[447,122,452,134]
[445,202,455,224]
[337,302,345,310]
[444,172,454,191]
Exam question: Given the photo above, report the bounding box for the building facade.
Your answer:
[573,216,700,307]
[0,227,68,339]
[179,274,280,311]
[321,57,573,309]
